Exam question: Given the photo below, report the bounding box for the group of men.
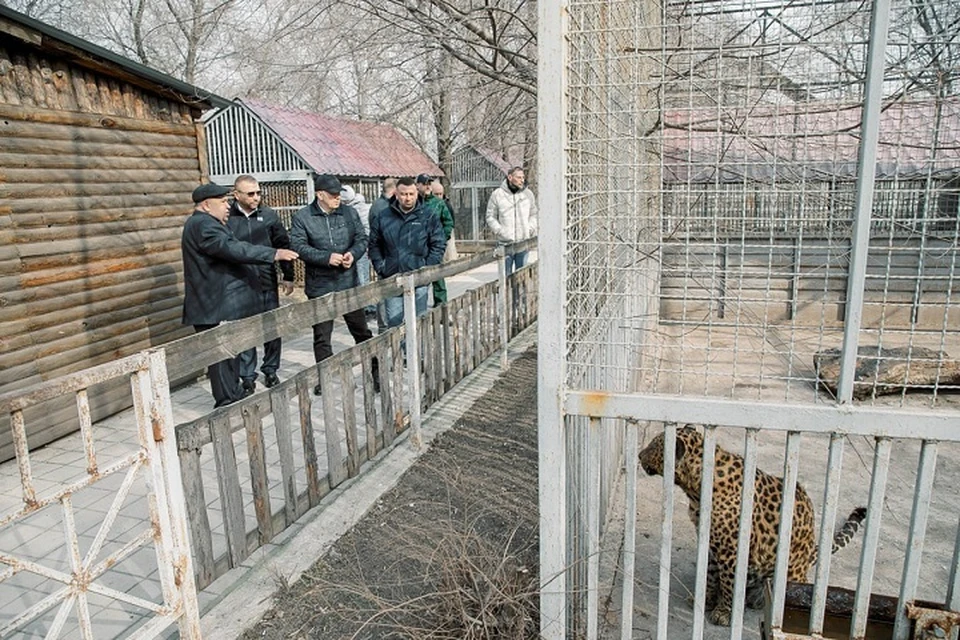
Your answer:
[181,167,537,408]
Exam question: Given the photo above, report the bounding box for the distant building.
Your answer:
[448,145,515,243]
[204,98,443,223]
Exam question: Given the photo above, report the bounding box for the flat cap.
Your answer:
[415,173,433,185]
[192,183,231,203]
[314,173,342,194]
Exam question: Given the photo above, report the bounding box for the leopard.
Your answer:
[638,425,867,626]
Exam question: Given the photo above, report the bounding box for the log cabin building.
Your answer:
[0,6,227,461]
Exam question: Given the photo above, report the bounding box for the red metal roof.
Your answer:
[663,99,960,182]
[241,98,443,179]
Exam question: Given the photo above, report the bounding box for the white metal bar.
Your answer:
[835,0,893,404]
[850,438,892,639]
[586,417,602,640]
[537,0,568,633]
[892,440,939,640]
[771,432,803,632]
[620,422,639,640]
[75,388,98,475]
[565,391,960,441]
[402,274,423,449]
[655,423,678,640]
[145,349,202,638]
[809,433,845,634]
[11,409,35,507]
[82,460,143,571]
[692,425,718,640]
[498,245,509,371]
[729,429,759,638]
[44,595,76,640]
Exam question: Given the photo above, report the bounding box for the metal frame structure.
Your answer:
[538,0,960,638]
[0,350,200,639]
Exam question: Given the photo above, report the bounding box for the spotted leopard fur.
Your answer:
[639,425,867,626]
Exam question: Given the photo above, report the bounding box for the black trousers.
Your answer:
[194,323,244,408]
[312,307,374,363]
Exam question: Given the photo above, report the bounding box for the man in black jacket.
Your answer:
[228,175,295,392]
[181,183,298,408]
[290,174,376,394]
[368,177,446,328]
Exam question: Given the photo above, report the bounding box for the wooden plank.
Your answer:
[0,136,198,158]
[320,362,345,488]
[471,288,482,369]
[339,360,359,478]
[210,413,248,569]
[0,152,199,172]
[243,401,273,545]
[442,304,454,394]
[0,118,197,146]
[390,330,405,437]
[177,438,215,590]
[270,386,300,525]
[296,376,321,507]
[360,349,378,460]
[432,308,444,398]
[421,313,435,406]
[378,338,395,448]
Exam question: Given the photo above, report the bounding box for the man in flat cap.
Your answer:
[290,174,377,395]
[181,183,299,408]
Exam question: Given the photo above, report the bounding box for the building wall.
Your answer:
[0,41,204,460]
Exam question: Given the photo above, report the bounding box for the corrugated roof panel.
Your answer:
[242,99,443,178]
[663,99,960,183]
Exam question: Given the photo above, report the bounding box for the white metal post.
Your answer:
[538,0,569,634]
[402,274,423,449]
[836,0,893,404]
[497,244,509,370]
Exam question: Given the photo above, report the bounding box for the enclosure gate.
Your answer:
[537,0,960,637]
[0,350,200,639]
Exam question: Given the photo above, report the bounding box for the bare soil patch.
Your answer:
[242,347,540,639]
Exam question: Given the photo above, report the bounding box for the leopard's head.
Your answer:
[639,425,704,486]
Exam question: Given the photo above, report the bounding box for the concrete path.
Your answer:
[0,258,528,639]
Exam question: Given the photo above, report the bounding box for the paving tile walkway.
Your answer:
[0,259,517,639]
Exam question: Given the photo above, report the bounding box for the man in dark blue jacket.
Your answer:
[290,174,376,394]
[228,175,295,393]
[181,183,298,407]
[367,176,446,328]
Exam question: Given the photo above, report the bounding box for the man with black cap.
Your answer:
[415,174,455,306]
[290,174,377,395]
[181,183,299,408]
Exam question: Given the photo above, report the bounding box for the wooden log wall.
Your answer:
[175,263,538,589]
[0,42,204,461]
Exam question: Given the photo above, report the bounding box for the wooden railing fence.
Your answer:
[170,242,538,589]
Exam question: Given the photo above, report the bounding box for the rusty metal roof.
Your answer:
[241,98,442,179]
[663,99,960,183]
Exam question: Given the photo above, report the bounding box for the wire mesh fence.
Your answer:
[561,0,960,408]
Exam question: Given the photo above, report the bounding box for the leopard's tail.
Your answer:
[832,507,867,554]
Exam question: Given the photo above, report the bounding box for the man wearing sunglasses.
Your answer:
[227,174,296,393]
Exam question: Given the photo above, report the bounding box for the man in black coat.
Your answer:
[228,175,296,393]
[290,174,376,395]
[181,183,298,408]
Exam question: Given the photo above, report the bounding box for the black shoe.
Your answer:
[313,383,322,396]
[242,379,256,396]
[263,372,280,388]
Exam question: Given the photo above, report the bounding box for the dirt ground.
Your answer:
[241,347,540,640]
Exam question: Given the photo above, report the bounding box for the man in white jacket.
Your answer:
[485,167,538,274]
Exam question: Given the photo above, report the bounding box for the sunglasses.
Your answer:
[240,190,262,197]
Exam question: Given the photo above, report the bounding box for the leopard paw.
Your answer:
[710,606,731,626]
